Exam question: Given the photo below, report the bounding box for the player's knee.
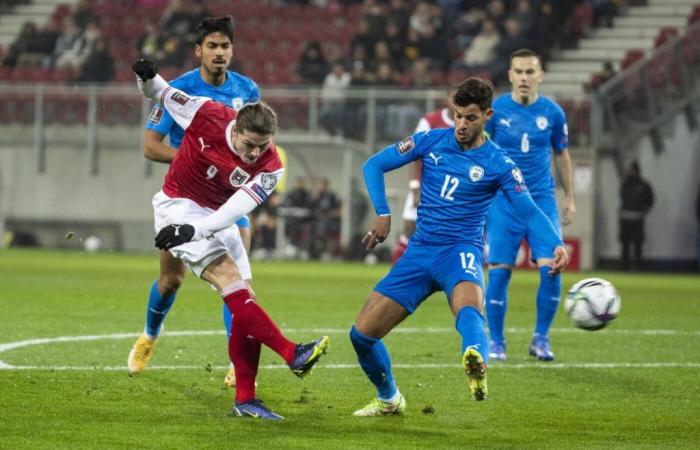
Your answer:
[159,273,184,294]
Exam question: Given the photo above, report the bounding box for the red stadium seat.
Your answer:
[620,49,645,71]
[688,5,700,24]
[654,27,678,48]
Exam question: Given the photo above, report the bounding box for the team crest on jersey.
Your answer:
[148,107,163,124]
[469,165,484,182]
[396,136,415,155]
[229,167,251,186]
[512,168,524,184]
[171,91,190,106]
[232,97,244,110]
[536,116,548,130]
[260,173,278,190]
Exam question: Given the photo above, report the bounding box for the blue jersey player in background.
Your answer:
[484,49,576,362]
[128,17,260,388]
[350,78,569,417]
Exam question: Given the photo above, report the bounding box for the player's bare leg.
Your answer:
[451,281,489,401]
[128,251,186,374]
[351,292,409,416]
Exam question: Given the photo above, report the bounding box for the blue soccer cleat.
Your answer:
[488,340,507,362]
[289,336,329,378]
[232,399,284,420]
[529,336,555,361]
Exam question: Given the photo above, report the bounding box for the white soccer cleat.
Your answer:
[352,395,406,417]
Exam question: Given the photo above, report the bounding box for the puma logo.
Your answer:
[428,152,442,165]
[500,118,512,127]
[244,298,256,304]
[173,225,181,236]
[199,137,210,152]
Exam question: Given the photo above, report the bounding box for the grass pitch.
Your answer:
[1,249,699,449]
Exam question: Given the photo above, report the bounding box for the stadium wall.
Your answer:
[596,113,700,267]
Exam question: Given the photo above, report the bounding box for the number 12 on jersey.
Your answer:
[460,251,476,273]
[440,175,459,201]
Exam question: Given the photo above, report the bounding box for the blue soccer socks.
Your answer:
[349,325,398,401]
[145,280,176,338]
[455,306,490,364]
[534,266,562,338]
[484,268,511,345]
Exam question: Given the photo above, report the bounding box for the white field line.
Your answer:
[1,327,699,371]
[1,363,700,371]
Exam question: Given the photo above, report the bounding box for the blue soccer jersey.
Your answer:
[364,128,562,310]
[484,94,568,199]
[364,128,562,251]
[145,68,260,149]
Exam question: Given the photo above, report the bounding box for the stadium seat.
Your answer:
[688,5,700,24]
[654,27,678,48]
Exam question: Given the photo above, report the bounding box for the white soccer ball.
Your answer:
[564,277,620,331]
[84,235,102,252]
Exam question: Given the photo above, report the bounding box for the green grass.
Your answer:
[1,249,699,449]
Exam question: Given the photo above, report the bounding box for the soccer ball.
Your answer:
[564,278,620,331]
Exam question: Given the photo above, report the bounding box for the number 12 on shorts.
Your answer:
[460,251,476,274]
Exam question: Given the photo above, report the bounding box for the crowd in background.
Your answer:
[1,0,626,86]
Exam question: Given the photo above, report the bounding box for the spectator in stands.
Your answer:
[52,16,86,70]
[351,19,378,59]
[34,22,60,61]
[348,44,371,84]
[161,0,209,44]
[284,177,313,255]
[360,0,387,37]
[619,161,654,271]
[159,35,187,68]
[530,0,559,59]
[370,40,396,71]
[72,0,95,31]
[592,0,618,28]
[296,41,330,85]
[320,60,352,135]
[491,18,530,82]
[2,22,39,68]
[382,20,406,68]
[78,38,114,82]
[252,192,280,260]
[452,7,486,51]
[407,57,433,87]
[585,60,616,92]
[310,177,341,259]
[386,0,412,32]
[137,21,164,61]
[507,0,535,38]
[373,61,399,86]
[459,19,500,69]
[417,22,448,71]
[486,0,507,33]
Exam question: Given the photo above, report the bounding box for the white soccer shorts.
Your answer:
[152,190,251,279]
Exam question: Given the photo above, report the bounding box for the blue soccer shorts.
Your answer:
[374,242,484,313]
[486,194,562,265]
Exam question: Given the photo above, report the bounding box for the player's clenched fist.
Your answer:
[132,58,158,81]
[155,224,195,250]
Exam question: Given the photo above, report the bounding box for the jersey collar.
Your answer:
[225,119,238,155]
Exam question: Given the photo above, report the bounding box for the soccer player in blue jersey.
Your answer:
[484,49,576,362]
[128,17,261,386]
[350,77,569,416]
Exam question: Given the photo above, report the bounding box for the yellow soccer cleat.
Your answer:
[128,334,157,375]
[463,346,488,401]
[224,366,237,388]
[352,395,406,417]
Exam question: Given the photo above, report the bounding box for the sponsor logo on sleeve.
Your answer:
[148,107,163,124]
[260,173,278,190]
[469,165,484,182]
[229,167,251,186]
[396,136,415,155]
[251,183,269,201]
[170,91,190,106]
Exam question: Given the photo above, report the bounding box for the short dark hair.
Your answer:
[195,16,234,45]
[235,102,278,136]
[452,77,494,111]
[510,48,543,66]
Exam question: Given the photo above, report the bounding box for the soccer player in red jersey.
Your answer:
[392,89,455,263]
[132,58,329,420]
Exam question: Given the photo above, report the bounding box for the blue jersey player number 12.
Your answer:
[349,77,569,417]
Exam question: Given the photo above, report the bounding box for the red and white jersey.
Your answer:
[415,107,454,132]
[159,87,284,210]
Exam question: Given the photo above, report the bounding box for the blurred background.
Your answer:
[0,0,698,272]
